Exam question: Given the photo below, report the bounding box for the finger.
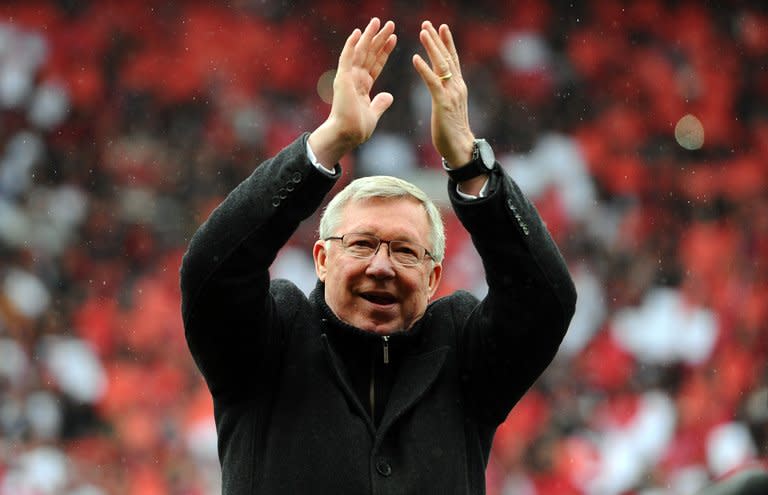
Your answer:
[370,33,397,81]
[419,30,451,80]
[365,20,395,70]
[419,22,453,77]
[412,54,442,94]
[354,17,381,66]
[439,24,462,77]
[370,92,394,120]
[423,21,454,67]
[338,28,362,71]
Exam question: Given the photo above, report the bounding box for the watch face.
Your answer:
[476,139,495,169]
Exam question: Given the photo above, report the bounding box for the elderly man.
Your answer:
[180,18,576,494]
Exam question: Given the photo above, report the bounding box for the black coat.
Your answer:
[180,134,576,494]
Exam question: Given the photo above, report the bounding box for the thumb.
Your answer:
[370,92,394,120]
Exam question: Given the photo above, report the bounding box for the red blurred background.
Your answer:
[0,1,766,494]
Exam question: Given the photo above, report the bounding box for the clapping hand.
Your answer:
[309,18,397,168]
[412,21,475,170]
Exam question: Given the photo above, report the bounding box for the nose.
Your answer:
[365,242,396,278]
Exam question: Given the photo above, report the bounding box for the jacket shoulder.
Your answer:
[425,290,481,334]
[269,279,311,314]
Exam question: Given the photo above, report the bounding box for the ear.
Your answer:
[313,240,328,281]
[426,262,442,299]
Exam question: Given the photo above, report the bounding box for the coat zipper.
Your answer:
[369,336,390,420]
[369,351,375,417]
[382,335,390,364]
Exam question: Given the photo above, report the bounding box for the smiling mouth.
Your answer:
[361,293,397,305]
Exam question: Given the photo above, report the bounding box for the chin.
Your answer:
[368,325,401,335]
[354,318,403,335]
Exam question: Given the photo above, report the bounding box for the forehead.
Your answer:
[338,196,431,239]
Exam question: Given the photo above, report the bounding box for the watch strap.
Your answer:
[442,139,493,182]
[444,158,491,182]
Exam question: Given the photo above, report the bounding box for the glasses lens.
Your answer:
[342,234,379,258]
[339,234,426,266]
[389,241,422,266]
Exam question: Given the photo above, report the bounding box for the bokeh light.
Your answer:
[317,69,336,104]
[674,114,705,150]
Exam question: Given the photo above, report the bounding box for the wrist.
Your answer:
[441,135,475,169]
[456,176,488,196]
[442,138,495,183]
[308,120,358,167]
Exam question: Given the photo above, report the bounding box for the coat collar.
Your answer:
[309,280,425,346]
[311,281,449,438]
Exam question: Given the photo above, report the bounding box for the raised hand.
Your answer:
[412,21,475,169]
[309,18,397,168]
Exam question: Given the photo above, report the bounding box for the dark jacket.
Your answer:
[180,133,576,494]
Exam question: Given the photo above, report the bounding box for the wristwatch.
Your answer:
[442,138,495,182]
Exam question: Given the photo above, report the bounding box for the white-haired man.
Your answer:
[181,18,576,494]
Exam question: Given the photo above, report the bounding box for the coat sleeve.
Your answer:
[449,164,577,426]
[179,133,339,402]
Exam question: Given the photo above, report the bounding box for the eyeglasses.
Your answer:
[325,233,434,267]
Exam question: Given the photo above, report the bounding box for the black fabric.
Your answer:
[180,133,577,494]
[312,281,422,426]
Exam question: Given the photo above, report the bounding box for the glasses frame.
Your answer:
[325,233,434,267]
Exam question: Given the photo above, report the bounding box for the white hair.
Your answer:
[318,176,445,263]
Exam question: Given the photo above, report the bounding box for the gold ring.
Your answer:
[438,71,453,81]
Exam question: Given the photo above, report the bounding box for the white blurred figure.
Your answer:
[232,103,267,147]
[0,131,44,198]
[271,246,317,296]
[0,197,29,249]
[0,393,24,440]
[0,184,88,254]
[25,390,62,440]
[28,80,69,130]
[357,132,417,177]
[0,23,47,72]
[3,267,50,320]
[66,485,107,495]
[502,134,603,357]
[501,133,597,224]
[558,262,606,356]
[38,335,107,404]
[707,422,758,479]
[28,184,89,256]
[0,23,47,110]
[0,337,29,388]
[666,465,710,495]
[0,62,32,109]
[585,390,677,495]
[186,415,219,464]
[501,471,536,495]
[500,30,551,73]
[0,446,70,495]
[611,287,718,366]
[186,414,222,494]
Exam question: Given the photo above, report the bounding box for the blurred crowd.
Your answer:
[0,0,766,494]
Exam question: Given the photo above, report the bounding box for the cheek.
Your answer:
[420,270,434,293]
[406,273,432,304]
[327,262,361,290]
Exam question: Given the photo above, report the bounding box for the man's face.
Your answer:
[313,196,442,335]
